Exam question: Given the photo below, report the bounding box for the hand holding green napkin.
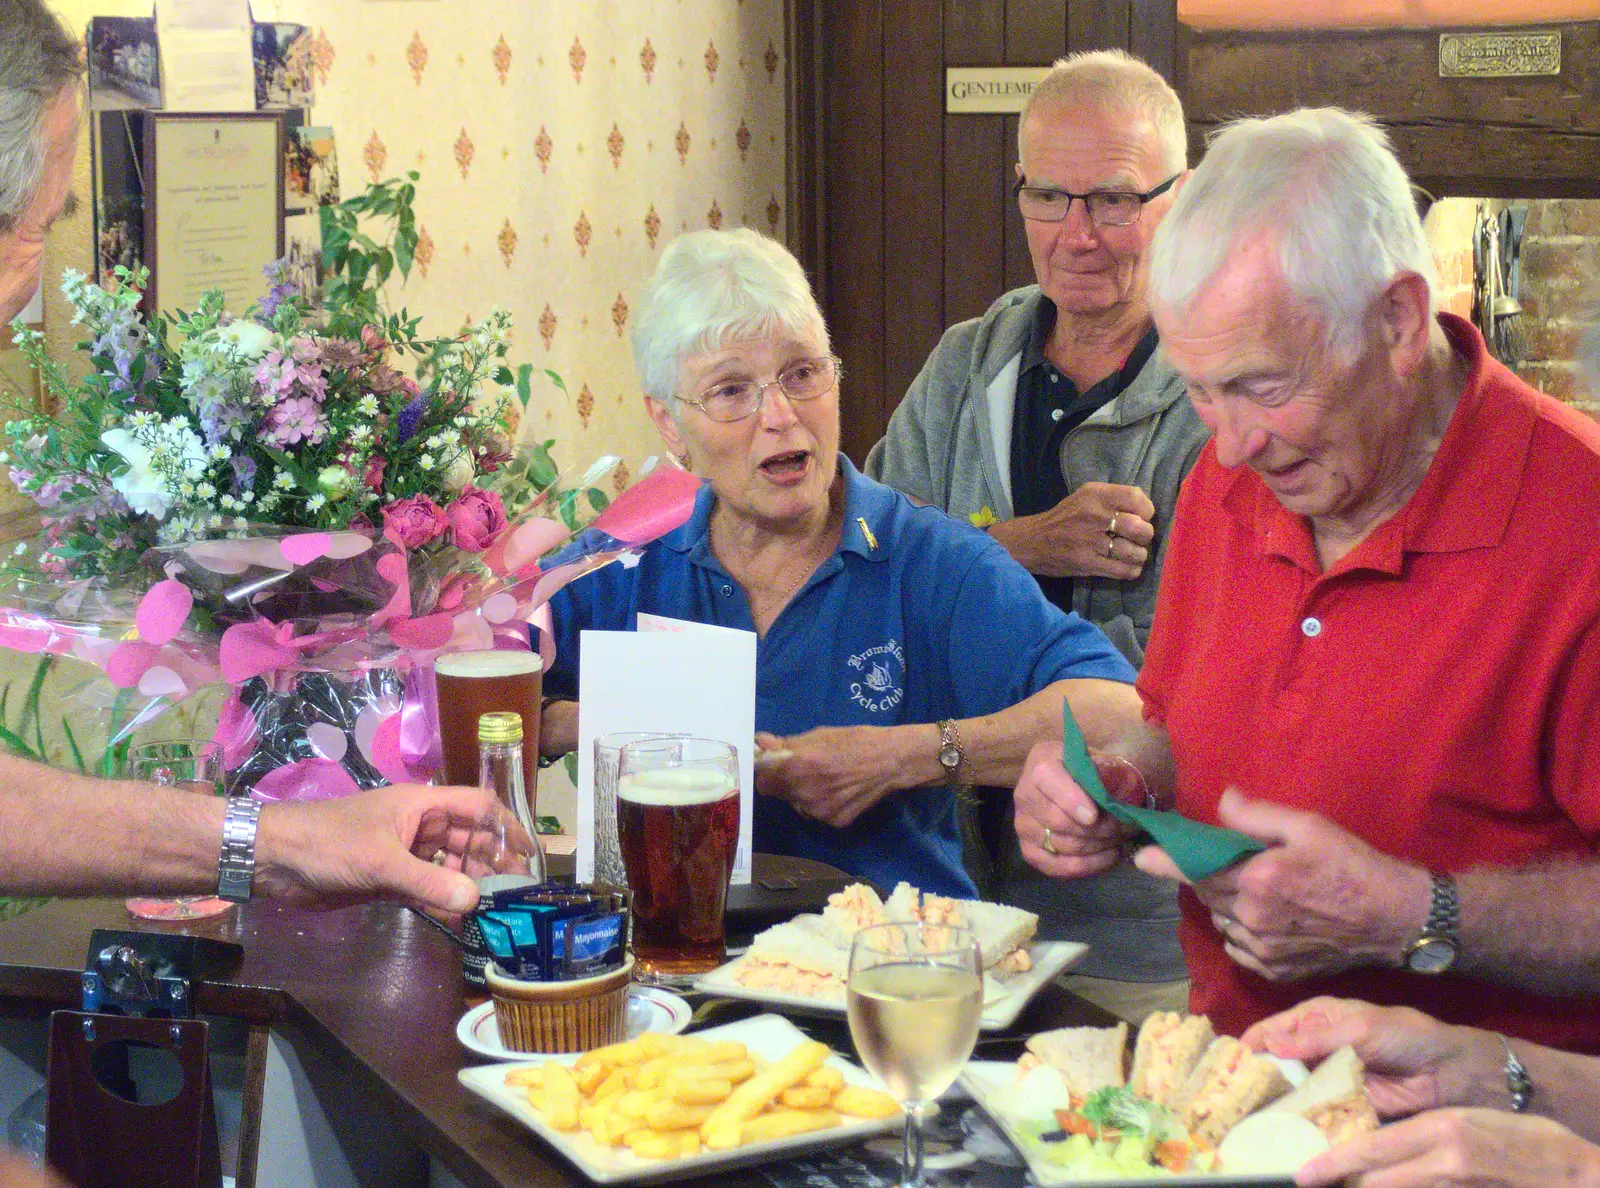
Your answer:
[1060,704,1266,882]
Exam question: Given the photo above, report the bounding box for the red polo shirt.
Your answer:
[1139,315,1600,1053]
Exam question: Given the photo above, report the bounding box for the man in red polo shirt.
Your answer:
[1013,107,1600,1055]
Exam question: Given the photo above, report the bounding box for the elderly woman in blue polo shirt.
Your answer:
[540,229,1139,897]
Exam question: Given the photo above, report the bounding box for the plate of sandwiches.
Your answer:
[693,881,1087,1031]
[960,1011,1380,1185]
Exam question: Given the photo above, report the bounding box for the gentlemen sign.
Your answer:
[1438,31,1561,78]
[946,67,1051,114]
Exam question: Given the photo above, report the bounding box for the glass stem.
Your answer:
[901,1104,925,1188]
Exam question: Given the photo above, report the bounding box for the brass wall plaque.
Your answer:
[946,67,1051,114]
[1438,31,1561,79]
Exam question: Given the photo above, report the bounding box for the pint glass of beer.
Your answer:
[616,737,740,982]
[434,650,544,791]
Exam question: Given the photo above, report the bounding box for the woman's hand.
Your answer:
[753,726,918,827]
[1243,997,1494,1118]
[1294,1110,1600,1188]
[1013,740,1143,879]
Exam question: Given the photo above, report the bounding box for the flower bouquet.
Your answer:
[0,174,697,797]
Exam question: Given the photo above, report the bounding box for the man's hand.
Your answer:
[1294,1109,1600,1188]
[753,726,916,828]
[255,783,537,913]
[1134,789,1430,981]
[1243,996,1491,1119]
[987,482,1155,580]
[1013,740,1144,879]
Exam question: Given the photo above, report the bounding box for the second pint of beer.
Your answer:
[434,650,544,790]
[616,741,740,981]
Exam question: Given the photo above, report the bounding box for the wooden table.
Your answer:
[0,863,1119,1188]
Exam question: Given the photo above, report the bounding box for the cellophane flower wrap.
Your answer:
[0,174,698,796]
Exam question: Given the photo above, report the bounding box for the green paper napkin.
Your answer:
[1060,704,1266,882]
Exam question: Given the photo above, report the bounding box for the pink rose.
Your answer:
[381,494,449,549]
[447,485,509,553]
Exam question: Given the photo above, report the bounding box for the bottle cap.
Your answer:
[478,711,524,744]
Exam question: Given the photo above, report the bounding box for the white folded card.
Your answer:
[576,618,757,884]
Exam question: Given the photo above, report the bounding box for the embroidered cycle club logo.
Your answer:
[847,638,905,713]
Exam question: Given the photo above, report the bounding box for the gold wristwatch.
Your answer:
[1404,872,1460,974]
[936,719,967,787]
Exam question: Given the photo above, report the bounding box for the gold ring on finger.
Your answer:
[1106,514,1118,536]
[1106,537,1116,559]
[1042,825,1059,856]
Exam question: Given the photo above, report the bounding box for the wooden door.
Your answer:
[790,1,1180,463]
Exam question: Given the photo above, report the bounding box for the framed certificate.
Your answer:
[142,112,284,316]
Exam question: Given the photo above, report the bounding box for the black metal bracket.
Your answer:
[79,930,242,1019]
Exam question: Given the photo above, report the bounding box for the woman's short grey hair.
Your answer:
[0,0,82,234]
[632,228,829,408]
[1149,107,1437,364]
[1019,50,1187,175]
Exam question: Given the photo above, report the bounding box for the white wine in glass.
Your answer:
[847,922,982,1188]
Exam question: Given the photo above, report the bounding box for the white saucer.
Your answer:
[456,986,692,1061]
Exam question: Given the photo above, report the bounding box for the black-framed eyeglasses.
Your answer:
[1013,174,1179,226]
[678,355,842,423]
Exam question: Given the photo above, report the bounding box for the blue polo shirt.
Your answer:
[544,457,1135,896]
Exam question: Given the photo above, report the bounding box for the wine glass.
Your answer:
[123,740,233,921]
[615,737,740,985]
[846,921,983,1188]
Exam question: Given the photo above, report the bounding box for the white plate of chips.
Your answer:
[456,1013,903,1184]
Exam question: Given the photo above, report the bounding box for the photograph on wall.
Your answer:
[295,126,342,209]
[87,16,162,111]
[253,22,314,110]
[92,110,148,281]
[281,212,324,302]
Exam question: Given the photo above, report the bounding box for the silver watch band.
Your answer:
[217,796,262,902]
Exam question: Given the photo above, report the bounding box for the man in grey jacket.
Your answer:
[867,50,1207,1022]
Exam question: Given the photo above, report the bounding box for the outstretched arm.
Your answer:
[0,754,529,914]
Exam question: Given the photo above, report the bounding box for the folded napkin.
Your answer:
[1060,704,1266,882]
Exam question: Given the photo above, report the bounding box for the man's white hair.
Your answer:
[0,0,82,233]
[1149,107,1437,363]
[1019,49,1187,175]
[631,228,828,409]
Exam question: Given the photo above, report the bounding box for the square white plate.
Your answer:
[960,1060,1300,1186]
[692,940,1087,1032]
[457,1013,903,1185]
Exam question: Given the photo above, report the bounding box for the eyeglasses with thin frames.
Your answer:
[678,354,842,423]
[1013,174,1179,226]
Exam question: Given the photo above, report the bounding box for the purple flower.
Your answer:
[255,351,297,400]
[396,392,430,444]
[230,455,257,492]
[262,396,326,445]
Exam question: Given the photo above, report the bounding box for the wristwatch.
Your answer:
[936,719,967,787]
[1404,872,1460,974]
[217,796,263,902]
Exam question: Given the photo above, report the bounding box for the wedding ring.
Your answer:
[1106,537,1116,559]
[1042,825,1059,856]
[1106,513,1118,537]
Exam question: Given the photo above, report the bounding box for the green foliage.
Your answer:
[320,171,421,335]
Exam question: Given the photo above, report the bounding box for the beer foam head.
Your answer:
[435,649,543,678]
[618,767,736,806]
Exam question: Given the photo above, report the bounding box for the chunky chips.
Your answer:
[502,1032,899,1161]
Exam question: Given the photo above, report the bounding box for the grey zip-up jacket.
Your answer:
[865,285,1208,668]
[866,285,1209,982]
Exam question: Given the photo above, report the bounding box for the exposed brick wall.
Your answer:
[1424,197,1599,418]
[1516,201,1600,416]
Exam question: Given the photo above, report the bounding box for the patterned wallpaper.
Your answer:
[256,0,789,482]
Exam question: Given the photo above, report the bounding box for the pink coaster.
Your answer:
[124,897,235,921]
